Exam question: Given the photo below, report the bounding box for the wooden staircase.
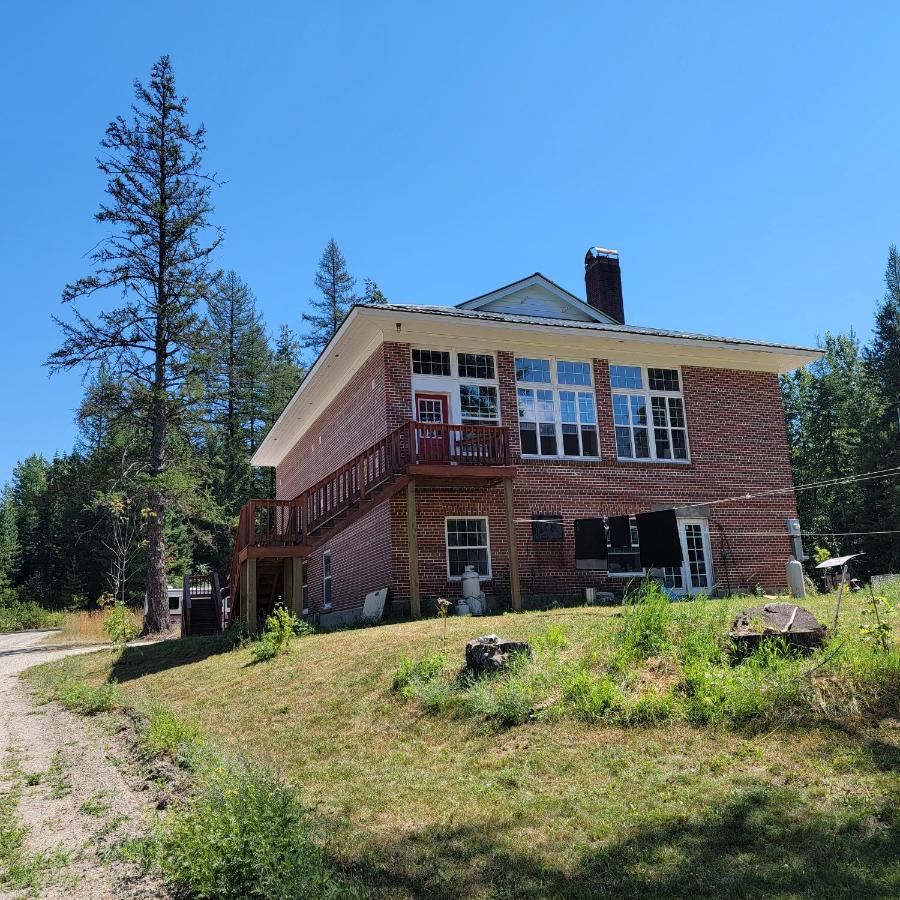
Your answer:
[228,420,513,622]
[180,573,226,636]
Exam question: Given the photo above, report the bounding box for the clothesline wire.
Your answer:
[519,465,900,525]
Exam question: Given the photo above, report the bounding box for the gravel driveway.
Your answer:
[0,631,168,899]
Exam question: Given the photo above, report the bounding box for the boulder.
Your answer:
[729,602,826,656]
[465,634,532,676]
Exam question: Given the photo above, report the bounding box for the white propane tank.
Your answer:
[786,559,806,599]
[461,566,481,601]
[460,565,485,615]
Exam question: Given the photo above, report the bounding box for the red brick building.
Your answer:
[233,249,819,628]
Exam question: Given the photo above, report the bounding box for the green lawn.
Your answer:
[25,591,900,899]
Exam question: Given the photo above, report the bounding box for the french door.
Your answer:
[662,518,714,595]
[415,392,450,462]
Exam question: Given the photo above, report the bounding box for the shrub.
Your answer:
[102,601,140,646]
[0,601,65,633]
[251,606,299,663]
[154,760,357,899]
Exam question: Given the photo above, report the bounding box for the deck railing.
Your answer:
[228,420,510,609]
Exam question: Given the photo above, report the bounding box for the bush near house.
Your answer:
[24,589,900,900]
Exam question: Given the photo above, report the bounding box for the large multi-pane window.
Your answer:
[515,358,599,458]
[410,349,499,427]
[610,365,689,461]
[445,517,492,579]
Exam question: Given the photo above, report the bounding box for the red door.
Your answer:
[415,392,450,462]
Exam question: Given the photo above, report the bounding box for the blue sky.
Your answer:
[1,1,898,484]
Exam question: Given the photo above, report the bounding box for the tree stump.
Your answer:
[729,602,826,657]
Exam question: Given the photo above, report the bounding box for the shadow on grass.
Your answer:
[109,632,237,683]
[356,788,898,899]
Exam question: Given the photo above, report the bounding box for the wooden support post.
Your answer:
[504,477,522,612]
[406,479,421,619]
[242,558,258,633]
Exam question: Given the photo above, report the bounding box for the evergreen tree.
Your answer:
[858,245,900,572]
[781,332,870,560]
[0,487,18,598]
[362,277,389,305]
[200,271,271,508]
[301,239,357,356]
[47,56,222,633]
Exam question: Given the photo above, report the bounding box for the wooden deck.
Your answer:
[228,421,517,627]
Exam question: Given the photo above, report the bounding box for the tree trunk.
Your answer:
[143,385,171,634]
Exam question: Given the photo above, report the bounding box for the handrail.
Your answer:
[227,420,510,616]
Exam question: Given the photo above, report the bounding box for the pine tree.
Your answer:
[0,487,19,598]
[200,271,271,508]
[301,239,358,356]
[362,277,389,305]
[859,245,900,572]
[47,56,222,633]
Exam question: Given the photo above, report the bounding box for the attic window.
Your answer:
[412,349,451,376]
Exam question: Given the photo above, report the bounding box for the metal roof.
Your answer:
[357,302,819,355]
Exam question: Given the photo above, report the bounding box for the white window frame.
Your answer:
[322,551,332,609]
[607,516,713,595]
[514,356,600,460]
[410,347,501,427]
[300,559,309,616]
[661,518,714,595]
[444,516,492,581]
[610,364,690,463]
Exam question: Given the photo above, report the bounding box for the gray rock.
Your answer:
[465,634,532,676]
[729,602,826,656]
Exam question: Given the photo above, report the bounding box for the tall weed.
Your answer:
[153,759,360,898]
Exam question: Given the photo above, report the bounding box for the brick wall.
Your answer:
[278,339,799,616]
[389,354,798,608]
[276,344,391,499]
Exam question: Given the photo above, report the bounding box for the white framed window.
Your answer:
[410,347,500,427]
[610,365,689,462]
[322,551,332,608]
[445,517,492,580]
[515,357,599,458]
[300,559,309,615]
[412,349,450,376]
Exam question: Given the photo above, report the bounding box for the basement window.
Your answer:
[445,517,492,580]
[532,514,564,542]
[301,560,309,615]
[322,551,332,609]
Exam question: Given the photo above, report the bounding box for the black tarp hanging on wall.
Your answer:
[636,509,684,568]
[574,518,608,570]
[607,515,632,549]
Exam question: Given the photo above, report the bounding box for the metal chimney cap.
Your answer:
[588,246,619,257]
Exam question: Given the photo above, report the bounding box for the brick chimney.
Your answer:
[584,247,624,324]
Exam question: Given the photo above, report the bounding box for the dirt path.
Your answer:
[0,631,168,899]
